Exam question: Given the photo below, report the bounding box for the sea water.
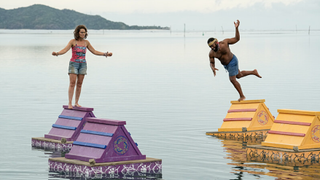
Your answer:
[0,29,320,180]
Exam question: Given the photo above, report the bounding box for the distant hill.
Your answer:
[0,4,169,30]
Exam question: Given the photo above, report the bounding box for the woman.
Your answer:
[52,25,112,109]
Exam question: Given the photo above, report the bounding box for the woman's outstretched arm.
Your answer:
[52,39,74,56]
[86,40,112,57]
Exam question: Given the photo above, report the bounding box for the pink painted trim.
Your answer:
[274,120,311,126]
[228,109,257,113]
[268,130,305,137]
[223,118,252,121]
[62,105,94,112]
[86,117,126,125]
[44,134,73,141]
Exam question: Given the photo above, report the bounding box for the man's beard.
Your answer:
[213,44,219,52]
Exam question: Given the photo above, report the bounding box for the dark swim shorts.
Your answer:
[223,55,239,77]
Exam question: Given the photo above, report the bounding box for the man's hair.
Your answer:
[74,25,88,40]
[207,37,216,44]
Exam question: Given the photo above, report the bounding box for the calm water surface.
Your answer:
[0,29,320,180]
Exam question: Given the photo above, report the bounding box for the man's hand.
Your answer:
[213,68,219,76]
[234,20,240,28]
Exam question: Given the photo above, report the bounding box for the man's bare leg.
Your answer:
[68,74,77,109]
[75,74,85,107]
[236,69,262,79]
[229,75,246,101]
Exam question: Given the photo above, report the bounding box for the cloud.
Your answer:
[1,0,304,13]
[86,0,303,13]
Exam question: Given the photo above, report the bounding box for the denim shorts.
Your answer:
[68,61,87,75]
[223,55,239,77]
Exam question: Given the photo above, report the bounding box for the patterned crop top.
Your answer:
[70,44,87,63]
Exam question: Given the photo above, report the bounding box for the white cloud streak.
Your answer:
[1,0,303,13]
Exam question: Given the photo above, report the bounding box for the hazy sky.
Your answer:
[1,0,319,31]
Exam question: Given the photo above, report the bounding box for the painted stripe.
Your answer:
[81,130,113,137]
[274,120,311,126]
[223,118,252,121]
[52,124,77,130]
[73,141,106,149]
[228,109,257,113]
[268,130,305,137]
[59,115,83,121]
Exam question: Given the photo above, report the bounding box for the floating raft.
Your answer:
[32,105,95,151]
[247,109,320,166]
[206,99,275,140]
[49,157,162,179]
[247,145,320,166]
[49,117,162,178]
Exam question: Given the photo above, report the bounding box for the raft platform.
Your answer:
[49,117,162,178]
[206,129,269,141]
[206,99,275,140]
[49,157,162,179]
[32,105,95,151]
[247,145,320,166]
[247,109,320,166]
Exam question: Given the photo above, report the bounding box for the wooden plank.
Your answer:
[274,120,311,126]
[231,99,265,104]
[62,105,94,112]
[32,137,73,144]
[278,109,320,116]
[44,134,72,141]
[52,124,77,130]
[228,109,257,113]
[268,130,305,137]
[76,133,112,145]
[247,145,320,152]
[80,130,113,137]
[83,122,118,134]
[73,141,107,149]
[223,118,252,121]
[58,115,83,121]
[86,117,126,125]
[206,129,269,134]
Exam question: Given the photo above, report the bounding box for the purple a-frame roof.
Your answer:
[65,117,146,163]
[44,106,95,141]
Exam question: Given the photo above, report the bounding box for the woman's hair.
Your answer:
[74,25,88,40]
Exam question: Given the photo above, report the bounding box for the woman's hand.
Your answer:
[104,52,113,58]
[52,52,59,56]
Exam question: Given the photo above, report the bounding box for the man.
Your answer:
[208,20,261,101]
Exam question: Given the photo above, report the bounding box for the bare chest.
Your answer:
[213,44,232,65]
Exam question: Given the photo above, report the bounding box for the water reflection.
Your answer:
[218,137,320,179]
[48,170,162,180]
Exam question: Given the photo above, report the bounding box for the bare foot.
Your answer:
[253,69,262,78]
[238,96,246,102]
[68,104,73,109]
[75,104,82,107]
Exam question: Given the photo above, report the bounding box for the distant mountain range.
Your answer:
[0,4,169,30]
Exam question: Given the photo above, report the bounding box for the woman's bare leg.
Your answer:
[68,74,77,109]
[75,74,85,107]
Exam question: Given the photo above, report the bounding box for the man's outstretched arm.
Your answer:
[226,20,240,45]
[210,57,219,76]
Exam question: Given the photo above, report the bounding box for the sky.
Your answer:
[1,0,319,31]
